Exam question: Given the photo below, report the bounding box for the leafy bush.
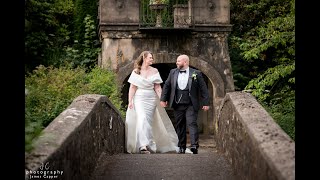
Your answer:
[86,67,125,114]
[229,0,295,141]
[25,0,75,72]
[65,14,101,69]
[261,90,295,141]
[25,65,125,152]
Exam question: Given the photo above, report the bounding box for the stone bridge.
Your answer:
[25,0,294,179]
[25,93,294,180]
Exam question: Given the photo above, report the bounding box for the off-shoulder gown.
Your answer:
[125,71,179,153]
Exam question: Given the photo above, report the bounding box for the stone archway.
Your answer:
[118,52,225,135]
[98,0,235,136]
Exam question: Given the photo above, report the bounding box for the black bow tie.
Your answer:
[179,70,186,73]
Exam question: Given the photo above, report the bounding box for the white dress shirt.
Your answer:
[177,67,189,90]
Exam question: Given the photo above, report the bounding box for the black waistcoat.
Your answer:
[175,83,191,105]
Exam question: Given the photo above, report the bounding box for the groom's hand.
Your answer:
[202,106,209,111]
[160,101,167,107]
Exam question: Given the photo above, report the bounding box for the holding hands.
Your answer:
[202,106,209,111]
[160,101,167,108]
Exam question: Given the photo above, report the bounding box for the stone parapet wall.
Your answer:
[215,91,295,180]
[25,94,125,180]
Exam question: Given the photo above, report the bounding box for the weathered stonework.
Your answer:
[193,0,230,24]
[98,0,234,135]
[215,92,295,180]
[25,94,125,180]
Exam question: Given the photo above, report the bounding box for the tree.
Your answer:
[229,0,295,140]
[25,0,75,72]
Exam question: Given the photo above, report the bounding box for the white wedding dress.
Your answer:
[125,71,179,154]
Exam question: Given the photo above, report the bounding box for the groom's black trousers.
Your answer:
[173,104,199,149]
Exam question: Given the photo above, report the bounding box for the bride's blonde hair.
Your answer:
[134,51,152,74]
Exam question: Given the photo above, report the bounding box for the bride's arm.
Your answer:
[128,83,137,109]
[154,83,162,99]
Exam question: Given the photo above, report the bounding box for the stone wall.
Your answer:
[98,0,139,31]
[25,94,125,180]
[215,91,295,180]
[193,0,230,24]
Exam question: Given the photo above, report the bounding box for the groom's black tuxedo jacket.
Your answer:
[160,67,209,111]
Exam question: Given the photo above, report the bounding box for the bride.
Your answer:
[125,51,178,154]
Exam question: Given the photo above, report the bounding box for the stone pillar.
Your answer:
[173,4,190,28]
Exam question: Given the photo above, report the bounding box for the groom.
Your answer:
[160,54,209,154]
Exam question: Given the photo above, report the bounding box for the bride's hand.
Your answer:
[128,102,134,109]
[160,101,167,107]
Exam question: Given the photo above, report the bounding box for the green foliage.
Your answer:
[25,65,125,152]
[25,0,100,73]
[239,13,295,62]
[245,63,295,101]
[150,0,169,4]
[261,89,295,140]
[25,65,87,151]
[25,0,75,72]
[229,0,294,87]
[230,0,295,140]
[73,0,98,45]
[65,14,101,69]
[86,68,126,115]
[242,2,295,102]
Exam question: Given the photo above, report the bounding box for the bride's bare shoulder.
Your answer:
[150,67,159,74]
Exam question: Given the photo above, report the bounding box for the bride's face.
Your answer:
[144,53,154,66]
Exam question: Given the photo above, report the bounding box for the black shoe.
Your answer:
[178,147,185,154]
[190,147,198,154]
